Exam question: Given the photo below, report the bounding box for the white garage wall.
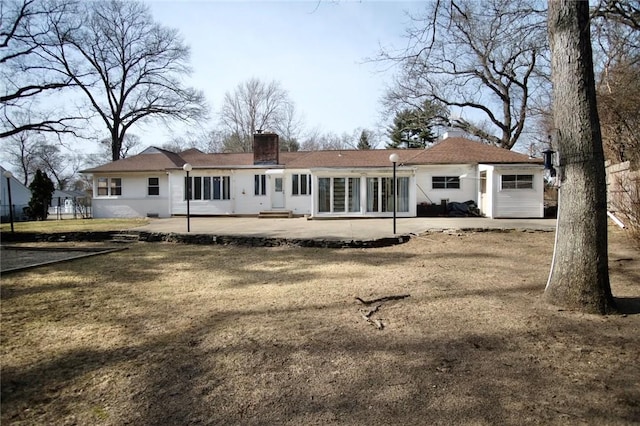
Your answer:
[493,167,544,218]
[415,165,477,206]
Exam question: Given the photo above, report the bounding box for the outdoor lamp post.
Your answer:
[389,153,399,235]
[183,163,192,232]
[3,170,14,233]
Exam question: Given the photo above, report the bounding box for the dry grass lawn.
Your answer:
[1,228,639,425]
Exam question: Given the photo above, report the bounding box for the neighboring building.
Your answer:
[49,189,90,218]
[1,165,31,222]
[81,133,544,219]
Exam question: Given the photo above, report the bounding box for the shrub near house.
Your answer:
[27,170,55,221]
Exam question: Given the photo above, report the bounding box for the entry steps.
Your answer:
[258,210,293,219]
[110,233,140,243]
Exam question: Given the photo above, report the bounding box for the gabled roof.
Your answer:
[81,147,186,173]
[82,137,541,174]
[405,137,540,165]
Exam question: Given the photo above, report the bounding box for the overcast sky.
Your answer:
[138,0,428,147]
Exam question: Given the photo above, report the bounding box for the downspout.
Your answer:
[166,171,172,217]
[230,170,235,214]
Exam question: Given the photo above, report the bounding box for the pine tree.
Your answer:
[386,101,442,149]
[27,169,55,221]
[357,130,372,150]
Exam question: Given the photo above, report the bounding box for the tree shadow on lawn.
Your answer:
[615,297,640,315]
[3,234,638,424]
[126,295,640,425]
[3,285,639,425]
[0,280,84,301]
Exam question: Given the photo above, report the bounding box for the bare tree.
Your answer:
[98,134,141,160]
[219,78,293,152]
[197,129,230,154]
[381,0,548,149]
[596,60,640,165]
[40,0,207,161]
[273,102,304,152]
[1,131,81,189]
[591,0,640,31]
[300,129,354,151]
[544,0,615,314]
[1,130,42,185]
[1,0,84,138]
[32,142,83,189]
[591,0,640,165]
[161,125,217,153]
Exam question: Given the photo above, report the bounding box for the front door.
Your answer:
[271,176,285,209]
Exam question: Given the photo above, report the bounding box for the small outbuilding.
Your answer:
[1,165,31,222]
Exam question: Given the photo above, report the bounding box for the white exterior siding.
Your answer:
[86,150,544,220]
[415,165,477,206]
[169,169,233,216]
[232,170,313,215]
[283,170,313,216]
[93,198,169,218]
[478,165,495,217]
[166,169,313,216]
[493,167,544,218]
[92,173,170,218]
[234,170,271,214]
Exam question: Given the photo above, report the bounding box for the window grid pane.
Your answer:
[367,178,378,212]
[433,176,459,189]
[212,177,221,199]
[318,178,331,212]
[110,178,122,196]
[194,177,202,200]
[98,178,108,196]
[333,178,345,212]
[203,177,212,200]
[502,174,533,190]
[292,174,299,195]
[223,177,230,199]
[382,177,393,212]
[348,178,360,212]
[148,177,160,196]
[398,177,410,212]
[254,175,266,196]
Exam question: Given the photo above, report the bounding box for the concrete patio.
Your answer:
[131,216,557,242]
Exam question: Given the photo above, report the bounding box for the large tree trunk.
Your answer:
[544,0,616,314]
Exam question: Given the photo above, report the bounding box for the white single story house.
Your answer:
[1,165,31,222]
[81,133,545,219]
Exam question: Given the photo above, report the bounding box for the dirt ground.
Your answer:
[1,228,639,425]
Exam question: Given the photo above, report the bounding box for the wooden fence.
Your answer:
[606,161,639,227]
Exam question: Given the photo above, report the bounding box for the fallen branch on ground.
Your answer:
[362,304,381,319]
[355,294,410,330]
[354,294,410,305]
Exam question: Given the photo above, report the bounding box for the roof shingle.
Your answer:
[83,137,541,173]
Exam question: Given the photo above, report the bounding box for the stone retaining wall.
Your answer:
[0,231,411,249]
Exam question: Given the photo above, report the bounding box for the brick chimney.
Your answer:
[253,131,279,165]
